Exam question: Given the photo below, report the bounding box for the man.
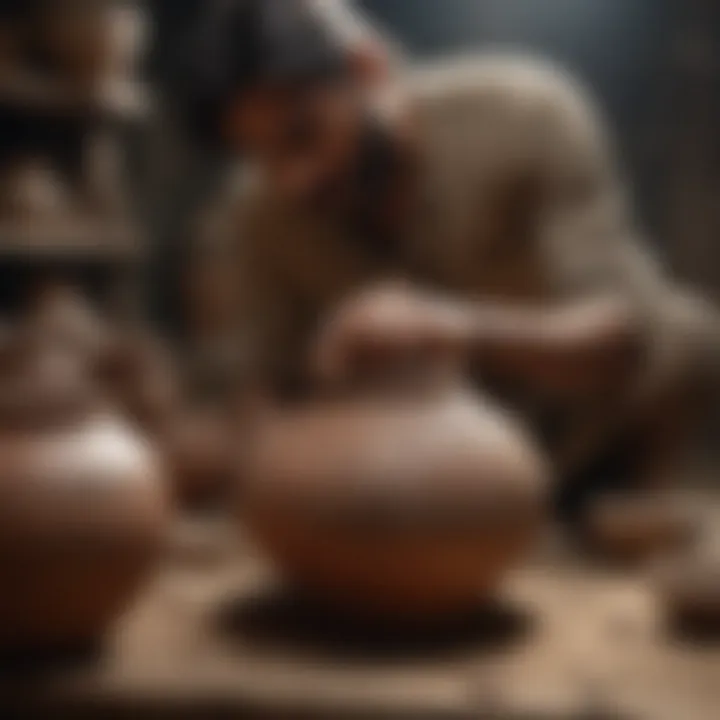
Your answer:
[182,0,719,522]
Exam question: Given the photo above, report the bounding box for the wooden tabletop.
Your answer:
[2,513,720,720]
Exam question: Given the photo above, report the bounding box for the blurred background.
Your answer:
[0,3,718,717]
[145,0,720,337]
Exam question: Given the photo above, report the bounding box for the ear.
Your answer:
[348,38,390,86]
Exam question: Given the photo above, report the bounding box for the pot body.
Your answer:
[0,413,168,646]
[242,387,548,619]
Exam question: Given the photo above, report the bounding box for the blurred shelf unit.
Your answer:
[0,0,148,313]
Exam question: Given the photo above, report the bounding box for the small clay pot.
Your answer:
[653,543,720,633]
[241,374,548,620]
[0,330,169,648]
[585,493,698,565]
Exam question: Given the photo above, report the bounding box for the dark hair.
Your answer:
[179,0,349,151]
[0,0,36,18]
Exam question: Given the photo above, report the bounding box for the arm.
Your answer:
[314,282,641,399]
[315,66,668,420]
[467,296,642,399]
[518,65,714,472]
[528,66,683,406]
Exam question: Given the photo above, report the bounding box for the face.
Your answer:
[224,80,367,210]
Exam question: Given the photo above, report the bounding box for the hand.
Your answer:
[97,80,149,118]
[313,282,472,384]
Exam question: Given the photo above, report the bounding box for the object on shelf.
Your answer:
[0,0,146,263]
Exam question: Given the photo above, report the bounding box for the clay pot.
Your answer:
[585,493,698,565]
[24,285,228,512]
[241,370,548,620]
[653,531,720,633]
[0,330,169,648]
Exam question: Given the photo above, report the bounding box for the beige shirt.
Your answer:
[195,54,716,465]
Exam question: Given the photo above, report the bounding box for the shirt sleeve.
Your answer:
[531,65,702,400]
[522,64,720,474]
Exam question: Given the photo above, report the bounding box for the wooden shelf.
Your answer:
[0,219,145,264]
[0,80,151,125]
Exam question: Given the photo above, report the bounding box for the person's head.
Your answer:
[183,0,397,210]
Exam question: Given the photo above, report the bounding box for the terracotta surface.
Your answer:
[242,383,548,619]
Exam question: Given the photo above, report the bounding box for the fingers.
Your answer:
[311,277,477,388]
[313,304,469,388]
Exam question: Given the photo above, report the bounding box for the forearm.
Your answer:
[466,297,644,399]
[315,283,644,398]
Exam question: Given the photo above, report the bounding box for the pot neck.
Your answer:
[0,328,102,430]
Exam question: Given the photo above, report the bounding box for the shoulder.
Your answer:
[409,52,592,106]
[407,52,606,139]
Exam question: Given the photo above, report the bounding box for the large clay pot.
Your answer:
[0,330,169,648]
[241,368,548,620]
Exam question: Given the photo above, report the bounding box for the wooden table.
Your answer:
[2,516,720,720]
